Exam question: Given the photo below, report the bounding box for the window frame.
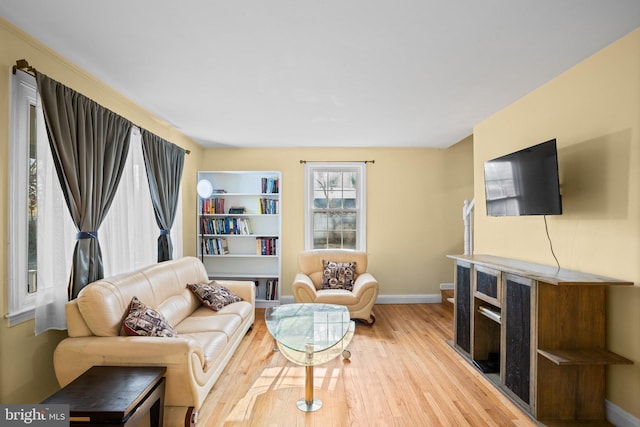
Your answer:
[8,70,38,324]
[304,162,366,251]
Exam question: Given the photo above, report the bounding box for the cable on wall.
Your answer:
[544,215,560,270]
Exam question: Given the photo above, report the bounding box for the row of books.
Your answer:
[256,237,278,255]
[262,177,279,194]
[201,217,253,235]
[259,198,279,214]
[200,197,225,215]
[202,237,229,255]
[201,236,278,256]
[200,197,278,215]
[265,279,279,300]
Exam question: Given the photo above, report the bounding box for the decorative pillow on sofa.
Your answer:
[122,296,178,337]
[321,260,357,291]
[187,281,242,311]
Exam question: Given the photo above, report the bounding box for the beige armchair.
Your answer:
[292,249,379,325]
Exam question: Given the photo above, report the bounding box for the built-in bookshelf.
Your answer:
[197,171,281,307]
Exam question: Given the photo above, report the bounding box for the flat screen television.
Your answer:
[484,139,562,216]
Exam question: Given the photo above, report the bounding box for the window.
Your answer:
[8,71,183,329]
[8,70,39,324]
[304,162,366,251]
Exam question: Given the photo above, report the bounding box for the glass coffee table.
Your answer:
[265,303,355,412]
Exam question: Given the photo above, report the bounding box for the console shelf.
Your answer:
[448,254,633,425]
[538,348,633,366]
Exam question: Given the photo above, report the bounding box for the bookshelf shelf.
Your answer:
[197,171,281,307]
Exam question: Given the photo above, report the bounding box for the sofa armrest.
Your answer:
[352,272,378,298]
[53,335,206,408]
[292,273,318,303]
[215,280,256,307]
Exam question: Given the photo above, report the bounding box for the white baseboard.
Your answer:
[606,400,640,427]
[280,294,443,304]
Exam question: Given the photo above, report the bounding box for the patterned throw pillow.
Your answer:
[321,260,357,291]
[122,296,178,337]
[187,281,242,311]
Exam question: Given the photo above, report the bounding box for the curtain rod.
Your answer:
[12,59,191,155]
[12,58,36,76]
[299,160,375,164]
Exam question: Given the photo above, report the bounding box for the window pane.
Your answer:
[327,232,342,248]
[313,231,328,248]
[27,104,37,294]
[313,171,328,208]
[327,171,342,208]
[342,212,356,230]
[342,231,356,249]
[313,212,328,231]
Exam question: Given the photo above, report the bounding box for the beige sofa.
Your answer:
[292,249,378,324]
[53,256,255,427]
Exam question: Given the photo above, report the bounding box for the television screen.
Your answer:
[484,139,562,216]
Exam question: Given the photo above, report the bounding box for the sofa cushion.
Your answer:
[122,296,178,337]
[215,300,254,321]
[321,260,357,291]
[315,289,359,305]
[187,282,242,311]
[176,308,242,338]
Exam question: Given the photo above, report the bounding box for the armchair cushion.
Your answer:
[321,260,357,291]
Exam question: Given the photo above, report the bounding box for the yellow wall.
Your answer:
[198,138,474,297]
[473,29,640,417]
[0,18,202,403]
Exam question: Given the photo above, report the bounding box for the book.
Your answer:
[219,238,229,255]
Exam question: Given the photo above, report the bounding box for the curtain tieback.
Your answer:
[76,231,98,240]
[160,229,170,236]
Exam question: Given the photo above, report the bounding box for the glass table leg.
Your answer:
[296,344,321,412]
[297,365,322,412]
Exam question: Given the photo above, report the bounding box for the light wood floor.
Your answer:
[197,303,538,427]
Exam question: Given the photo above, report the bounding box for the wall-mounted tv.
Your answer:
[484,139,562,216]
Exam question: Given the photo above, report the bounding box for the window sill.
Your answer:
[6,307,35,326]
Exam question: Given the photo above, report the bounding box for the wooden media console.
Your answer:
[447,254,633,426]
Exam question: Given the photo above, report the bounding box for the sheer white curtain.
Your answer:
[35,124,183,334]
[34,96,75,334]
[102,127,183,275]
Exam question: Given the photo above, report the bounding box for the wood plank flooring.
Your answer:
[197,304,537,427]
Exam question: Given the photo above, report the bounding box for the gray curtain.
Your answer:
[36,72,132,299]
[141,130,185,262]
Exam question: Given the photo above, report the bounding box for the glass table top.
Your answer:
[265,303,352,355]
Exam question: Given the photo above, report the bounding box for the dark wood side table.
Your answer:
[42,366,166,427]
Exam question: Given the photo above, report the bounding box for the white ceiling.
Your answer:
[2,1,639,149]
